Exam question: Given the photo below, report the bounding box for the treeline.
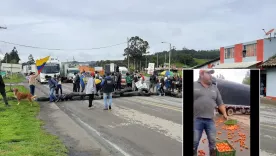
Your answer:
[96,48,219,69]
[1,47,21,64]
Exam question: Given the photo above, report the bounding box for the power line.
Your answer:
[0,40,127,51]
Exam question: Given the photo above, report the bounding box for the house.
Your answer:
[214,36,276,98]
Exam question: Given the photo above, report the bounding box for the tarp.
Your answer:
[160,71,174,76]
[216,78,250,106]
[36,56,50,74]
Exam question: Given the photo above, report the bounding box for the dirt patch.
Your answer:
[261,97,276,105]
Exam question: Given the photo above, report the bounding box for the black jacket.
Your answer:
[0,75,5,92]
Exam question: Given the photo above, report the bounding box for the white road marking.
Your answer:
[76,117,131,156]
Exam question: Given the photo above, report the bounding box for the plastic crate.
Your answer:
[224,119,237,125]
[216,140,236,156]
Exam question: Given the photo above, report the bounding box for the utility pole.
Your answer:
[127,37,130,69]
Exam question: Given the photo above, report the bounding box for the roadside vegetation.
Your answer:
[3,73,25,84]
[0,85,68,156]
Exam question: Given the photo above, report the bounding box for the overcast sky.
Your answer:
[193,69,250,84]
[0,0,275,62]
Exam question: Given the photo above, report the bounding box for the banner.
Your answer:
[147,63,155,75]
[36,56,50,74]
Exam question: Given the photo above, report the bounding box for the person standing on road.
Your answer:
[29,72,39,96]
[80,72,86,92]
[101,72,115,110]
[86,72,96,109]
[48,76,58,102]
[117,71,122,90]
[126,72,132,88]
[0,75,10,107]
[149,73,157,92]
[193,69,228,156]
[55,75,63,95]
[73,72,80,92]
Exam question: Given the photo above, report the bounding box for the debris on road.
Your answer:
[197,116,250,156]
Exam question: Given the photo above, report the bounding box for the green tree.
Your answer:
[123,36,150,70]
[27,54,35,65]
[242,70,250,85]
[2,47,20,64]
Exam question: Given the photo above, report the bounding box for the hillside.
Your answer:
[96,48,220,69]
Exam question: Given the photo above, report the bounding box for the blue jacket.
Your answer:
[48,78,58,89]
[101,76,111,86]
[80,75,85,87]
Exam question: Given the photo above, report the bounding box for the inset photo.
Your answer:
[193,69,250,156]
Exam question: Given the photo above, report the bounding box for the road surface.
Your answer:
[197,115,250,156]
[37,83,183,156]
[260,103,276,156]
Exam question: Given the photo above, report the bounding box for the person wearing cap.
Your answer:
[194,69,228,156]
[100,72,115,110]
[86,72,96,109]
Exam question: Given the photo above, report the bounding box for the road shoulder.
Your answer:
[24,83,111,156]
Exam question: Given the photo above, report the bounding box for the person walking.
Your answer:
[86,72,96,109]
[28,72,39,96]
[48,76,58,102]
[101,72,115,110]
[0,75,10,107]
[193,69,228,156]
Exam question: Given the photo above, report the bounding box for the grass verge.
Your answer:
[3,74,25,84]
[0,85,68,156]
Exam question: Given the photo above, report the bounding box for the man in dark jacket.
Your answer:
[149,73,157,92]
[73,72,80,92]
[117,72,122,90]
[101,72,115,110]
[48,76,58,102]
[0,75,10,107]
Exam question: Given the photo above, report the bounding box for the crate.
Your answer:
[224,119,237,125]
[216,140,236,156]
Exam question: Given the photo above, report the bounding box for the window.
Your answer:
[224,47,234,59]
[244,44,256,57]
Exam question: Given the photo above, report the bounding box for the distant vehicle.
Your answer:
[38,57,61,84]
[22,64,37,76]
[60,63,79,83]
[104,64,128,87]
[214,78,250,116]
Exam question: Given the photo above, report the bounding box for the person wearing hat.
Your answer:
[193,69,228,156]
[86,72,96,109]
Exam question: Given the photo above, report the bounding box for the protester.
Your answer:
[149,73,157,92]
[101,72,115,110]
[165,76,171,91]
[55,75,63,95]
[160,77,165,96]
[95,77,102,98]
[48,76,58,102]
[86,72,96,109]
[28,72,39,96]
[117,71,122,90]
[140,73,145,83]
[80,72,86,92]
[193,69,228,156]
[133,73,139,91]
[0,75,10,107]
[73,72,80,92]
[126,72,132,88]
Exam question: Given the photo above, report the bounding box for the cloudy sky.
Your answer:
[0,0,275,62]
[193,69,250,84]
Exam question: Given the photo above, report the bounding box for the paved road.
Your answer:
[38,83,183,156]
[260,103,276,156]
